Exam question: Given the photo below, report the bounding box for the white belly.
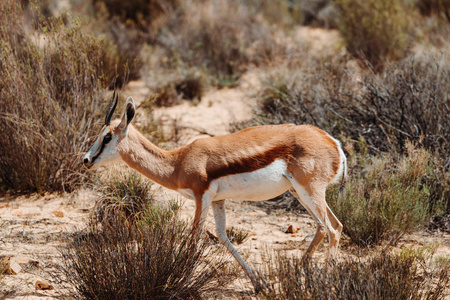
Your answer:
[211,159,291,201]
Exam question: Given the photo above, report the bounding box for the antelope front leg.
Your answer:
[211,200,261,293]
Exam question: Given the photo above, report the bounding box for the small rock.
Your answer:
[12,256,31,265]
[2,257,23,275]
[286,225,298,234]
[35,280,54,291]
[53,210,65,218]
[10,259,23,275]
[291,233,297,237]
[304,234,315,242]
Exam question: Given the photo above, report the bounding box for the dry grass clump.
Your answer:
[82,2,145,85]
[61,203,236,299]
[327,142,445,246]
[259,247,449,300]
[226,226,251,245]
[243,0,338,28]
[335,0,411,70]
[94,169,154,222]
[0,0,109,193]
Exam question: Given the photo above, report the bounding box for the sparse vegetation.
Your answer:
[416,0,450,21]
[150,73,204,107]
[259,247,450,300]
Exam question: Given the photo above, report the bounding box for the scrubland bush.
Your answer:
[0,0,110,192]
[251,52,450,160]
[335,0,410,70]
[259,247,449,300]
[85,2,145,84]
[62,206,235,299]
[243,0,338,28]
[61,173,237,299]
[327,142,444,246]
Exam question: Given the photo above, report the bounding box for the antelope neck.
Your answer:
[118,126,178,190]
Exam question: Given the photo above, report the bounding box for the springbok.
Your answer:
[83,92,346,291]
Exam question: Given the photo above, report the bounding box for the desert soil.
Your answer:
[1,29,449,299]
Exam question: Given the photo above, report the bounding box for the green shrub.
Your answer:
[61,198,237,299]
[259,247,449,300]
[94,169,154,222]
[0,0,109,193]
[335,0,410,70]
[327,142,444,246]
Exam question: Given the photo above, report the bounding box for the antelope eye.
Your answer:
[103,133,112,144]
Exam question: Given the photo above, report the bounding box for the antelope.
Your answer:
[83,92,346,292]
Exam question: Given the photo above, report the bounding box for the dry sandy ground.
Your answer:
[1,181,449,299]
[1,29,449,299]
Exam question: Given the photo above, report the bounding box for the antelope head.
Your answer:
[83,91,136,169]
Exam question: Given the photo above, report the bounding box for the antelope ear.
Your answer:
[119,97,136,131]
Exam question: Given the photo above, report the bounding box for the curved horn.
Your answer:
[105,91,118,126]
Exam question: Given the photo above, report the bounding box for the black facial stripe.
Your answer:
[91,136,108,164]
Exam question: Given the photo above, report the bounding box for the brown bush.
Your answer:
[0,1,107,192]
[150,74,204,107]
[61,197,238,299]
